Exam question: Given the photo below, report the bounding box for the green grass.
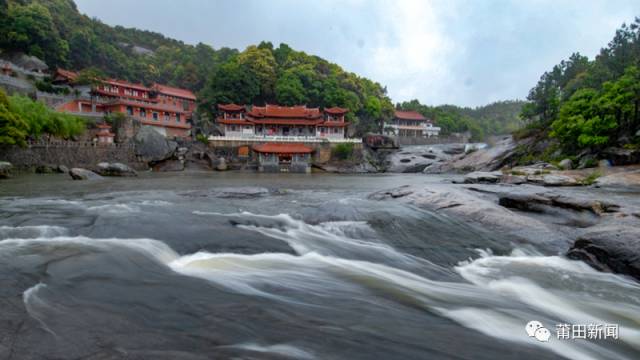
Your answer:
[581,171,602,185]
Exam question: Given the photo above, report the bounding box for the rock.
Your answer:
[498,193,552,212]
[500,174,527,185]
[216,158,228,171]
[558,158,573,170]
[601,147,640,166]
[595,170,640,188]
[537,174,579,187]
[438,137,517,173]
[69,168,103,180]
[0,161,13,179]
[369,186,414,200]
[35,164,56,174]
[369,183,568,247]
[56,165,69,174]
[153,159,185,172]
[133,126,177,162]
[567,226,640,281]
[511,166,548,176]
[463,171,502,184]
[441,143,466,155]
[387,145,449,173]
[498,193,618,215]
[96,162,137,177]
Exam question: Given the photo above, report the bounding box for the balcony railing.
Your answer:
[208,135,362,143]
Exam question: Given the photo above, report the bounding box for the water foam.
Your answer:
[0,225,68,239]
[87,204,140,214]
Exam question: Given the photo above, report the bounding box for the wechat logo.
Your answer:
[526,320,551,342]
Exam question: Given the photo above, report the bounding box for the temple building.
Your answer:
[253,143,313,173]
[54,69,196,138]
[386,110,440,137]
[217,104,348,139]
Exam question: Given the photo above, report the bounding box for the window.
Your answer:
[140,108,146,118]
[153,112,158,121]
[175,113,180,123]
[126,106,133,116]
[164,112,169,122]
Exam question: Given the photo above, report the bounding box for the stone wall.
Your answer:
[0,142,147,170]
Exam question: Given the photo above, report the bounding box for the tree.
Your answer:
[0,89,28,146]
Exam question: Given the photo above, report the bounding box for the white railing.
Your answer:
[208,135,362,143]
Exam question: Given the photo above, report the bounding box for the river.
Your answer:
[0,172,638,359]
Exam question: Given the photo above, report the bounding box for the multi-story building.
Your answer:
[217,104,349,139]
[386,110,440,137]
[213,103,358,173]
[54,69,196,138]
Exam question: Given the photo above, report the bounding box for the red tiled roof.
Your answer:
[96,123,111,129]
[249,104,322,119]
[56,68,78,80]
[218,103,245,111]
[153,84,196,100]
[394,110,427,121]
[103,79,150,92]
[253,143,313,154]
[324,107,348,114]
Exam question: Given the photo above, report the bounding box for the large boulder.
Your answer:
[0,161,13,179]
[216,157,228,171]
[567,226,640,281]
[96,162,137,177]
[387,145,450,173]
[558,158,573,170]
[56,165,69,174]
[69,168,103,180]
[133,126,177,162]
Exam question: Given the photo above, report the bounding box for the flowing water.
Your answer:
[0,172,638,359]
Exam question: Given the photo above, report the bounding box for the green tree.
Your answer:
[0,89,28,146]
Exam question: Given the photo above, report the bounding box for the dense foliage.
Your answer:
[0,0,237,91]
[0,0,395,135]
[201,42,395,135]
[0,88,84,146]
[522,18,640,153]
[396,99,525,141]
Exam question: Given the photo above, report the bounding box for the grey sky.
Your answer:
[75,0,640,107]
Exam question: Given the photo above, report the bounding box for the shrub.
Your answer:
[196,133,208,145]
[333,143,354,160]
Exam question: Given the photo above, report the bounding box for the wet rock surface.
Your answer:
[567,226,640,281]
[96,162,138,177]
[371,180,640,276]
[69,168,103,180]
[0,161,13,179]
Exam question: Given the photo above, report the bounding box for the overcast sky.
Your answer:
[75,0,640,107]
